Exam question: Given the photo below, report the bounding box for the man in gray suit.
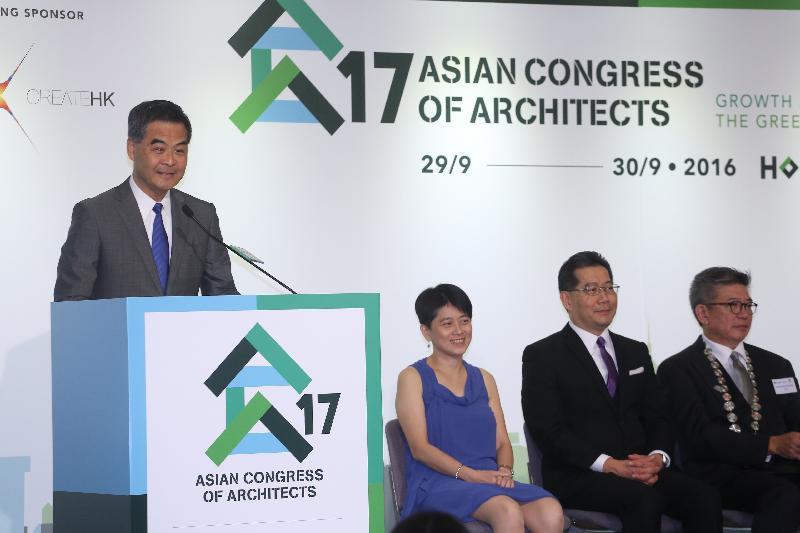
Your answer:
[54,100,238,301]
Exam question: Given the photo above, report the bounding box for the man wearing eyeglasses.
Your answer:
[522,251,721,532]
[658,267,800,533]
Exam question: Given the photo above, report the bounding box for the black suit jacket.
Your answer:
[657,336,800,483]
[54,180,238,301]
[522,324,672,496]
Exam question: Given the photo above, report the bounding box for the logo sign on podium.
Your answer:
[142,294,382,533]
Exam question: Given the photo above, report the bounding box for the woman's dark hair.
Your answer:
[414,284,472,328]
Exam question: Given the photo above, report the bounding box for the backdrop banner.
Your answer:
[1,0,799,530]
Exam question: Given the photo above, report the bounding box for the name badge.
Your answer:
[628,366,644,376]
[772,377,798,395]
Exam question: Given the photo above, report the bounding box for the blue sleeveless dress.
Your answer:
[401,358,553,522]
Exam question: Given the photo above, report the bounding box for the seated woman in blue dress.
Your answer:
[396,284,564,533]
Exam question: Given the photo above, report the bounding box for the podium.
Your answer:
[51,294,383,533]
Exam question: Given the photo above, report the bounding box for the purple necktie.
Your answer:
[597,336,618,397]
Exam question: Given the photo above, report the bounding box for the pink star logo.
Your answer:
[0,44,35,148]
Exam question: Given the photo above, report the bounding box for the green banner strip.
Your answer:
[226,387,245,425]
[640,0,800,8]
[256,293,377,311]
[251,49,272,91]
[423,0,635,5]
[207,393,271,466]
[277,0,343,59]
[361,294,383,486]
[246,323,311,393]
[230,56,299,133]
[368,482,385,533]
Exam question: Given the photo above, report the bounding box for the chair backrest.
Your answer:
[385,418,409,515]
[522,422,544,486]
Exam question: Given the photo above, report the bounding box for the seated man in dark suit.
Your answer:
[54,100,238,301]
[658,267,800,533]
[522,251,721,532]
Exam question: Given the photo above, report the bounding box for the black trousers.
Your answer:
[717,469,800,533]
[556,468,723,533]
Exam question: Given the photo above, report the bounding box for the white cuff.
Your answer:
[592,454,611,472]
[649,450,671,468]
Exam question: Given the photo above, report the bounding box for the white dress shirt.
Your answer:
[569,322,670,472]
[129,176,172,258]
[570,321,617,384]
[702,335,747,392]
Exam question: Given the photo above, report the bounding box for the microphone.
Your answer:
[181,203,297,294]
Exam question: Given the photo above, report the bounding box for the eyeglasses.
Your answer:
[565,285,620,297]
[705,301,758,315]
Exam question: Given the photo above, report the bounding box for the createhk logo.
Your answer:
[228,0,344,135]
[0,44,35,148]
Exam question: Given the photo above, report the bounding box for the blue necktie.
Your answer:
[151,203,169,294]
[597,337,618,398]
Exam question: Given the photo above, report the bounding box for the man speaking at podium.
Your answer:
[54,100,238,301]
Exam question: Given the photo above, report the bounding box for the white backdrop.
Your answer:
[1,0,800,530]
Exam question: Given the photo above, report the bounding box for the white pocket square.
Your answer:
[628,366,644,376]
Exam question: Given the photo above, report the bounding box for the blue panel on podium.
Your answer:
[51,298,131,495]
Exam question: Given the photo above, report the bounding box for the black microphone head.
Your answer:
[182,204,195,217]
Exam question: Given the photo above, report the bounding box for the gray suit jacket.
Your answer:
[54,180,238,301]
